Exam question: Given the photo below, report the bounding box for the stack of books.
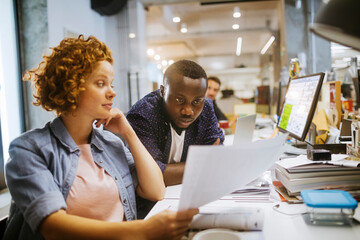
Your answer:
[275,155,360,198]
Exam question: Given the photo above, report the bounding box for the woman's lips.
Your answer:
[102,103,113,110]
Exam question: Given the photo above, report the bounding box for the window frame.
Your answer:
[0,0,25,190]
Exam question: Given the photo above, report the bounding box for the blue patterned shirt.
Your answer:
[126,89,224,172]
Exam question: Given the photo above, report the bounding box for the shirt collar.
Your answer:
[89,129,104,152]
[49,117,103,152]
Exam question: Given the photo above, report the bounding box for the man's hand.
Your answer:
[213,138,220,145]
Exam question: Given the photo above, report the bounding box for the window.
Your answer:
[0,0,24,189]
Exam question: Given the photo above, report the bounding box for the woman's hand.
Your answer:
[95,108,133,138]
[143,209,199,240]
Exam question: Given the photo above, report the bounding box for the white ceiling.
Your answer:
[143,0,280,71]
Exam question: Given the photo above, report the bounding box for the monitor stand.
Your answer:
[306,123,347,154]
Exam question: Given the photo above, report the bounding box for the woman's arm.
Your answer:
[40,210,140,240]
[40,209,198,240]
[96,108,165,201]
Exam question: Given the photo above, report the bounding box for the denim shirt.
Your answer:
[4,117,138,240]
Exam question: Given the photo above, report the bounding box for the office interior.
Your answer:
[1,0,360,239]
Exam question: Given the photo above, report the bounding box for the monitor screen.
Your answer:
[277,73,325,141]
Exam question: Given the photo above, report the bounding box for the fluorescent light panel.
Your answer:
[261,36,275,55]
[236,37,242,56]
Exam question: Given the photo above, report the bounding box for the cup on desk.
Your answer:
[219,120,229,129]
[193,228,241,240]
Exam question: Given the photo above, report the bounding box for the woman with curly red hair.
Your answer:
[4,35,198,240]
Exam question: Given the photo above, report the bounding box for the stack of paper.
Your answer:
[275,155,360,196]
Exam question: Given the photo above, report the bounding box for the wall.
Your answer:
[283,0,331,75]
[19,0,148,130]
[207,67,261,100]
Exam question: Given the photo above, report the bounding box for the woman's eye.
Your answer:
[97,81,105,87]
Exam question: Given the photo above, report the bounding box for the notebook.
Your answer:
[233,114,256,145]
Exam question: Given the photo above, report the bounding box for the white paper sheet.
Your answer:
[178,134,287,210]
[190,206,264,230]
[276,154,353,169]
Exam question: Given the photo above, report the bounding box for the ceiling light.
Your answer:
[236,37,242,56]
[128,33,136,39]
[172,16,181,23]
[147,48,154,56]
[232,24,239,30]
[233,7,241,18]
[180,23,187,33]
[154,54,160,61]
[168,59,174,65]
[261,36,275,55]
[161,60,168,66]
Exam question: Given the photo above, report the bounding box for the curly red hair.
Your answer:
[24,35,113,115]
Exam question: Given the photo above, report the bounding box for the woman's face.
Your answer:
[77,61,116,120]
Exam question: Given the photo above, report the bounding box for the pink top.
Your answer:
[66,144,124,222]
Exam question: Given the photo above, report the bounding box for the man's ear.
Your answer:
[160,85,165,98]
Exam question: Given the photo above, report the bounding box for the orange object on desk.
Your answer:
[343,99,353,112]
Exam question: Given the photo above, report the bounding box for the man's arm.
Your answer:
[163,162,185,186]
[163,136,219,186]
[126,113,168,172]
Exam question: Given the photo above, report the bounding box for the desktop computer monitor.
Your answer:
[277,72,325,142]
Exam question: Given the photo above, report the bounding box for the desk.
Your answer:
[146,185,360,240]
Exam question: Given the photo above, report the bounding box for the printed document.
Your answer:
[178,134,287,210]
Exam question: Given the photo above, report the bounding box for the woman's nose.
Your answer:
[107,88,116,99]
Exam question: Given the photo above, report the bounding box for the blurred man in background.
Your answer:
[206,76,228,121]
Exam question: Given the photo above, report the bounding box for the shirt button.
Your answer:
[99,160,103,163]
[165,136,167,140]
[123,198,127,204]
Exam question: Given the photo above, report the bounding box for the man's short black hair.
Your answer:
[163,60,207,85]
[207,76,221,86]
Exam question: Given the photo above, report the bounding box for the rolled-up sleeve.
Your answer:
[6,138,66,233]
[123,145,139,189]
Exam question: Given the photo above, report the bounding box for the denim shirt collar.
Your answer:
[49,117,104,153]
